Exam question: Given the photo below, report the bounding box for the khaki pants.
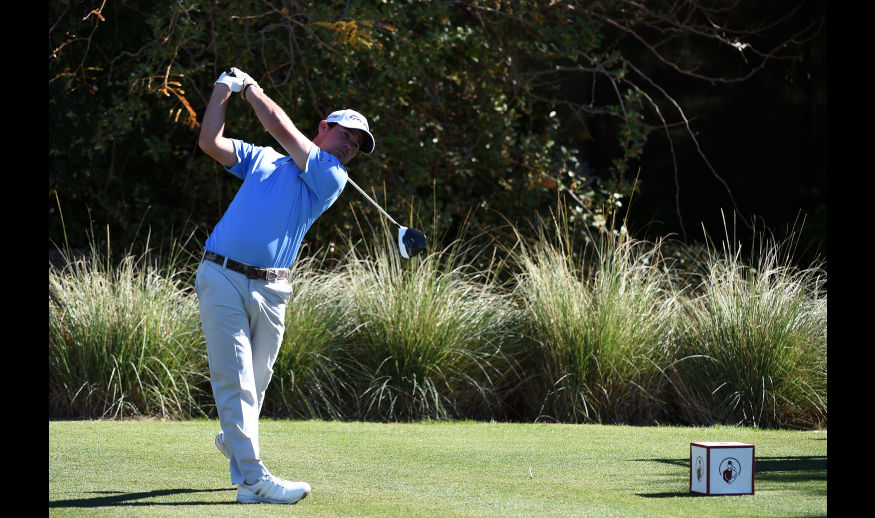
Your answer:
[195,259,293,485]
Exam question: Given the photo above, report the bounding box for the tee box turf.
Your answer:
[689,442,755,495]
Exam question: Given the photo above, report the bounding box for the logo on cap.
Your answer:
[347,112,367,128]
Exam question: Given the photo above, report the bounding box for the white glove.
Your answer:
[214,67,247,92]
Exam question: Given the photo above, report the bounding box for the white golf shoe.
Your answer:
[237,474,311,504]
[215,432,232,459]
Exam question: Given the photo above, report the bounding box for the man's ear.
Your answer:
[317,120,330,134]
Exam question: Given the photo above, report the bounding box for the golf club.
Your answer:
[345,177,427,259]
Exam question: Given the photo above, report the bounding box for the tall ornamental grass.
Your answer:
[47,210,827,429]
[49,235,209,419]
[512,220,681,424]
[263,251,360,420]
[336,222,524,421]
[666,226,827,429]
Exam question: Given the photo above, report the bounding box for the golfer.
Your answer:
[196,67,374,504]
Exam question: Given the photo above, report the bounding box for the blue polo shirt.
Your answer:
[204,139,347,268]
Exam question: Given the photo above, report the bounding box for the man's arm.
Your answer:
[198,84,238,169]
[240,79,313,171]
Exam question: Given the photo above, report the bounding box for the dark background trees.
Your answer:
[49,0,827,267]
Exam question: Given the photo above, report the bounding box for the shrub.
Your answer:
[336,223,523,421]
[49,236,209,419]
[666,228,827,429]
[263,251,360,420]
[512,220,680,424]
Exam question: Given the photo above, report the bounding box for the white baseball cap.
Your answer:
[325,109,375,154]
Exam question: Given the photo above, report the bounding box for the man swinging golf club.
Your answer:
[196,66,424,505]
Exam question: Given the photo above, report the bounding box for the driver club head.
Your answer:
[398,227,427,259]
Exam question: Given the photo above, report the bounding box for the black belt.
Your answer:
[203,251,290,281]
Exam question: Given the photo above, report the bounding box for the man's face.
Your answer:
[316,122,364,165]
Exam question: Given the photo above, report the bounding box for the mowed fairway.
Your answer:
[49,420,826,517]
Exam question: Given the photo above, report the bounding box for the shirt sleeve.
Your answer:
[225,139,255,180]
[298,146,348,208]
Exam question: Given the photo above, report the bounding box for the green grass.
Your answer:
[49,233,209,420]
[512,222,681,424]
[49,210,826,427]
[666,224,827,429]
[48,420,827,517]
[337,226,523,421]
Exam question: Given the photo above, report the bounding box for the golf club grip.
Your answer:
[345,177,401,228]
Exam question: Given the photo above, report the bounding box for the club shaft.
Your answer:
[346,177,401,228]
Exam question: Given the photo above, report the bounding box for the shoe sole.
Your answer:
[237,489,310,505]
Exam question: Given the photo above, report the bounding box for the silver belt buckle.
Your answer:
[266,268,288,281]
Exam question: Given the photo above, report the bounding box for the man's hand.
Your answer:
[214,67,248,93]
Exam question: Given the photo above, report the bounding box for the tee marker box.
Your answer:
[690,442,755,495]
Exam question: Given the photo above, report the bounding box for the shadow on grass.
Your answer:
[49,488,236,508]
[633,456,827,498]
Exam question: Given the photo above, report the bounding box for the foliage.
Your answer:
[262,249,360,420]
[333,219,523,421]
[666,221,828,429]
[47,213,826,429]
[48,228,209,419]
[510,212,681,424]
[48,0,820,259]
